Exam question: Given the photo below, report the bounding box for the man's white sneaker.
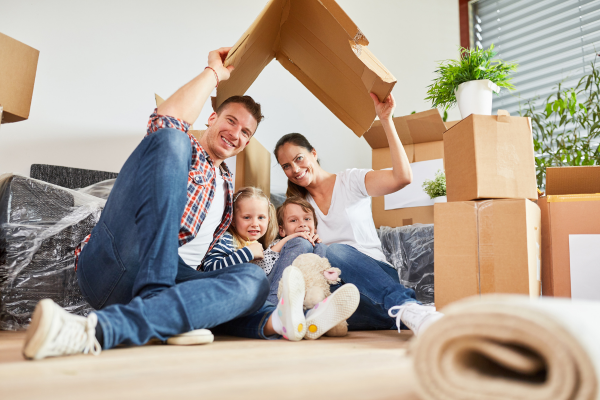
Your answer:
[166,329,214,345]
[275,266,307,341]
[388,303,443,336]
[304,283,359,340]
[23,299,101,360]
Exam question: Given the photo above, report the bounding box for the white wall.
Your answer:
[0,0,460,194]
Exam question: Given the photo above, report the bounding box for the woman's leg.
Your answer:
[326,244,417,330]
[266,237,315,304]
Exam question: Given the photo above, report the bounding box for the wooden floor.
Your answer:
[0,330,421,400]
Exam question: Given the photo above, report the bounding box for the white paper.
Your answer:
[224,156,236,183]
[384,159,444,210]
[569,234,600,301]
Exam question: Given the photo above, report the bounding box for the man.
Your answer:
[22,47,282,359]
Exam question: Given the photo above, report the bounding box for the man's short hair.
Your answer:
[216,95,264,128]
[276,196,318,231]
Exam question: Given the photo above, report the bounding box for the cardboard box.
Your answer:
[434,199,541,310]
[444,110,537,202]
[216,0,396,137]
[363,109,448,227]
[538,166,600,298]
[154,93,271,196]
[0,33,39,123]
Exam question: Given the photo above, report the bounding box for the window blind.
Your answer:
[470,0,600,116]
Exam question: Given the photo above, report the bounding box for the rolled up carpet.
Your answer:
[412,295,600,400]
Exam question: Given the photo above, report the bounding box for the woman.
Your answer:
[273,93,442,336]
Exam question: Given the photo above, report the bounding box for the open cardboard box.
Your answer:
[434,198,542,310]
[363,109,451,227]
[0,32,39,123]
[215,0,396,137]
[155,94,271,197]
[444,110,537,202]
[538,166,600,298]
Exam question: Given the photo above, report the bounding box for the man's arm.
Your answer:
[157,47,234,125]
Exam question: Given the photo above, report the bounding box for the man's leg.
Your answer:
[326,244,417,330]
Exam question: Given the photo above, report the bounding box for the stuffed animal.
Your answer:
[277,253,349,337]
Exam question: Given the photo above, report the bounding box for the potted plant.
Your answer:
[422,170,447,203]
[425,44,518,119]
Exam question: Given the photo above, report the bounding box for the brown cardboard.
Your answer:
[434,199,541,310]
[216,0,396,137]
[539,166,600,297]
[444,111,537,202]
[0,33,39,123]
[363,109,446,227]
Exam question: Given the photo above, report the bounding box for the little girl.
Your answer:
[202,187,360,341]
[202,187,317,275]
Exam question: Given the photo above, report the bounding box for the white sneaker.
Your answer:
[276,266,307,341]
[304,284,359,340]
[23,299,101,360]
[166,329,214,345]
[388,303,443,336]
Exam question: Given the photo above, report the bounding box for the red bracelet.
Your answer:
[205,66,219,88]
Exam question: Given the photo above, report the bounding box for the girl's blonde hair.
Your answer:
[229,186,278,249]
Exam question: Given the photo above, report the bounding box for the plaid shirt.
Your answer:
[75,108,234,271]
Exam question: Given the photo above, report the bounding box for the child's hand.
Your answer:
[279,231,319,247]
[247,241,264,260]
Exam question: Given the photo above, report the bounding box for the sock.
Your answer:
[271,303,285,335]
[95,319,104,347]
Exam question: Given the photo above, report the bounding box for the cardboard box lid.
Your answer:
[0,32,39,123]
[215,0,396,137]
[545,166,600,196]
[363,109,446,149]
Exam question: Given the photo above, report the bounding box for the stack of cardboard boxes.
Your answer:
[0,33,39,127]
[434,110,541,309]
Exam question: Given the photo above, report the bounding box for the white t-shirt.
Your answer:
[307,168,387,263]
[178,169,227,268]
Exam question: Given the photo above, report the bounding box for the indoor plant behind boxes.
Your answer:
[422,170,446,203]
[426,44,517,119]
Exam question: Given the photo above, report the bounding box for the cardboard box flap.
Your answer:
[363,109,445,149]
[0,33,39,123]
[545,166,600,196]
[216,0,396,137]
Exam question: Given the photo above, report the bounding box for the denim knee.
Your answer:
[285,236,315,253]
[145,128,191,170]
[326,243,347,261]
[237,265,270,312]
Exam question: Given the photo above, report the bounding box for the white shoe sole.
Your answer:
[304,284,360,340]
[166,329,214,345]
[278,266,307,341]
[23,299,57,360]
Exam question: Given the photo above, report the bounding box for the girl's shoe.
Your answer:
[23,299,101,360]
[388,303,443,336]
[166,329,214,345]
[275,266,307,341]
[304,284,360,340]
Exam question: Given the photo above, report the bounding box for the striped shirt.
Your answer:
[202,233,281,274]
[75,108,234,271]
[202,232,253,271]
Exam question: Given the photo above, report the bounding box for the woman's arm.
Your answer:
[364,93,413,197]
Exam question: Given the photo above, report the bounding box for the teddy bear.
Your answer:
[277,253,349,337]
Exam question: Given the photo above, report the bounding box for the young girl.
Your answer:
[202,187,319,275]
[202,187,360,341]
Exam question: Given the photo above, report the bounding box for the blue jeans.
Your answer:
[326,244,417,330]
[266,237,327,304]
[76,128,275,349]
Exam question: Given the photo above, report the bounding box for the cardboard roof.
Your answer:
[363,109,446,149]
[215,0,396,137]
[545,166,600,195]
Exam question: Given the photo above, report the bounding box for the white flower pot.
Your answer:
[455,79,500,119]
[433,196,447,204]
